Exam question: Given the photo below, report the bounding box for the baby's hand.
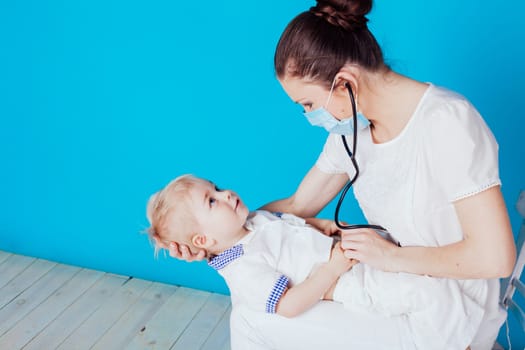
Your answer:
[328,242,357,276]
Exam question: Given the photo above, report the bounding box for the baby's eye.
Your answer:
[209,197,216,207]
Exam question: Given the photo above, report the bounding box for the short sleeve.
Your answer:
[315,133,349,174]
[220,258,289,314]
[425,96,500,202]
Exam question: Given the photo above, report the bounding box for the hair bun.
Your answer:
[310,0,372,30]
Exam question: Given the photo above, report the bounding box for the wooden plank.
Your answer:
[0,263,80,337]
[125,286,210,350]
[173,293,231,349]
[0,254,36,289]
[200,305,232,350]
[56,277,152,350]
[0,253,232,350]
[23,273,129,350]
[0,268,103,349]
[0,251,12,265]
[91,282,178,350]
[0,259,56,310]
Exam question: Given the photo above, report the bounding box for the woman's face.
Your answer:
[278,75,350,121]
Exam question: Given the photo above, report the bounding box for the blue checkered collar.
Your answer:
[208,245,244,270]
[207,230,255,271]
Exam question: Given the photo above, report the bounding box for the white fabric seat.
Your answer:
[230,299,414,350]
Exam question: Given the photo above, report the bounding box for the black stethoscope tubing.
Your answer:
[334,83,387,231]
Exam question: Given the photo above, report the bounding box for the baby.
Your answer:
[146,174,486,350]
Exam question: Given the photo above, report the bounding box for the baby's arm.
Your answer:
[276,242,356,318]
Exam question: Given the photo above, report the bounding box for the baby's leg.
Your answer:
[334,265,486,350]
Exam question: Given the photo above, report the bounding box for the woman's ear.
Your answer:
[335,65,360,96]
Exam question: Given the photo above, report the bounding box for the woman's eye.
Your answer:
[303,103,313,112]
[214,185,222,192]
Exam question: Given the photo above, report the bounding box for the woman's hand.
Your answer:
[305,217,343,236]
[340,228,400,272]
[153,237,206,262]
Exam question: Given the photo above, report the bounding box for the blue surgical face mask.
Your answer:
[303,80,370,135]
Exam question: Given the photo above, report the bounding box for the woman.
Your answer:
[164,0,516,348]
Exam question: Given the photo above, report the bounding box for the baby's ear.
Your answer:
[192,234,210,248]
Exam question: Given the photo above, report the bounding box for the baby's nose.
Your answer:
[221,190,232,200]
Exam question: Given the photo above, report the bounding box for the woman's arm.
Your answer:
[262,166,349,218]
[276,243,355,318]
[341,186,516,279]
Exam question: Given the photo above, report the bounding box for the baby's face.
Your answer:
[189,178,250,250]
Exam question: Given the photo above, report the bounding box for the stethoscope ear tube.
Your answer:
[334,83,387,233]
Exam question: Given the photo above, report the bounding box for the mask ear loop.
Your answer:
[334,82,386,232]
[324,77,338,108]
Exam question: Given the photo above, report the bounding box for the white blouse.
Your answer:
[315,83,505,343]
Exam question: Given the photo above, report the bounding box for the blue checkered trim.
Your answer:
[265,275,289,314]
[208,244,244,270]
[271,211,283,218]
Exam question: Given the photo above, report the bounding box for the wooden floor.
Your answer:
[0,250,231,350]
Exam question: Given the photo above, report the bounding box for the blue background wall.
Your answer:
[1,0,523,346]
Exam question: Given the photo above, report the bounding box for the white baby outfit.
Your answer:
[210,210,485,350]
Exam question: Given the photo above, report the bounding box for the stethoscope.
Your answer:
[333,83,393,239]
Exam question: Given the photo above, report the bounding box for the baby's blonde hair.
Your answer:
[146,174,201,256]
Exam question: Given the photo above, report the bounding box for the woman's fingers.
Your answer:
[340,229,372,246]
[339,228,398,271]
[343,247,364,261]
[194,249,207,261]
[180,244,191,259]
[168,243,206,262]
[168,242,183,259]
[153,237,206,262]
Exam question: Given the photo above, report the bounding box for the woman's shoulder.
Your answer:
[414,85,500,202]
[414,84,489,137]
[419,84,478,121]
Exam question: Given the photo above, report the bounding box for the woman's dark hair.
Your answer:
[274,0,385,87]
